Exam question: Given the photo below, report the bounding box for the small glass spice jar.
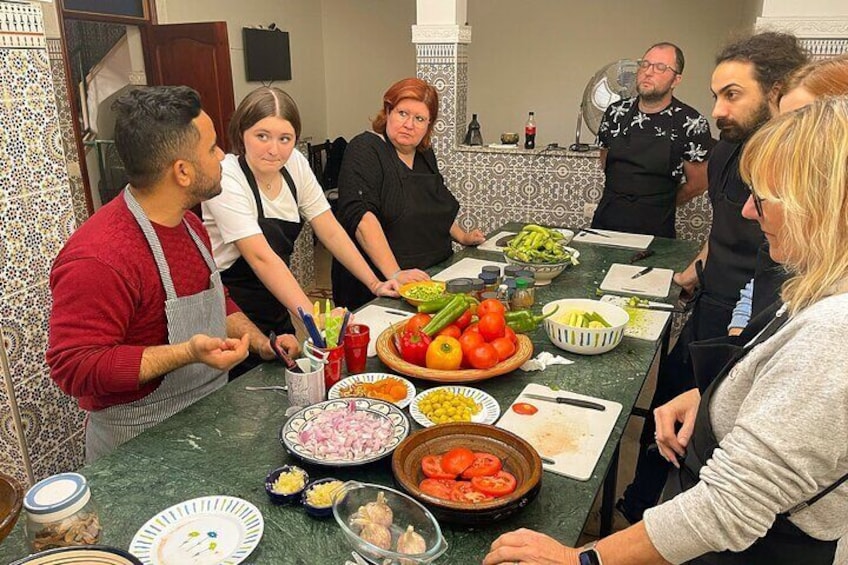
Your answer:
[511,277,535,310]
[445,277,473,296]
[503,265,522,278]
[469,277,485,300]
[24,472,102,553]
[480,265,502,284]
[479,271,499,295]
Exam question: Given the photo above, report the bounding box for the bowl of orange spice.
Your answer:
[328,373,416,409]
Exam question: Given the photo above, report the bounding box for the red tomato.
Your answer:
[459,331,485,358]
[436,324,462,339]
[454,309,473,330]
[461,452,503,479]
[421,455,456,479]
[478,313,506,342]
[405,313,432,335]
[462,323,479,336]
[419,478,457,500]
[504,326,518,344]
[511,402,539,415]
[471,471,517,497]
[490,337,516,361]
[450,481,492,503]
[467,343,499,369]
[477,299,506,318]
[441,447,475,475]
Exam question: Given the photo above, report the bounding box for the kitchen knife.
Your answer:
[578,228,611,238]
[630,266,654,279]
[523,393,606,411]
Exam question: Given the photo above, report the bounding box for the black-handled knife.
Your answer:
[630,266,654,279]
[523,393,606,411]
[578,228,611,238]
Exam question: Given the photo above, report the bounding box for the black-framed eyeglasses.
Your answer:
[636,59,680,75]
[748,185,765,217]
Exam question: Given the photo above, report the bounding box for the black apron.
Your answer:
[221,156,303,337]
[592,102,678,238]
[667,303,845,564]
[752,242,788,320]
[332,137,459,310]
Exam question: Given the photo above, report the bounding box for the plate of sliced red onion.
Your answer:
[280,399,410,466]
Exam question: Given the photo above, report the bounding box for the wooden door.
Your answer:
[143,22,236,151]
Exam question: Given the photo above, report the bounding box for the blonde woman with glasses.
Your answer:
[332,78,485,310]
[484,97,848,565]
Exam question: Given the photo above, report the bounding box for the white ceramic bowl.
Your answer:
[542,298,629,355]
[503,247,580,286]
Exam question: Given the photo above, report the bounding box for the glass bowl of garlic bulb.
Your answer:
[332,481,447,564]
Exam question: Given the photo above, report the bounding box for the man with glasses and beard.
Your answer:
[616,32,808,526]
[591,42,713,238]
[47,86,299,463]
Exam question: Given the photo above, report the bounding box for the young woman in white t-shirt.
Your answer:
[202,87,400,375]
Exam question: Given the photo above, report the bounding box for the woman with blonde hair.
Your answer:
[484,98,848,564]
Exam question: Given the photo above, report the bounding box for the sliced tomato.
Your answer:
[461,452,503,479]
[441,447,475,475]
[511,402,539,416]
[471,471,517,497]
[419,478,457,500]
[450,480,493,503]
[421,455,456,479]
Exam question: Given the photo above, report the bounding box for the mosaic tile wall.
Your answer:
[415,43,713,244]
[0,1,86,487]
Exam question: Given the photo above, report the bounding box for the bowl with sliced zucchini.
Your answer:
[542,298,629,355]
[502,224,579,285]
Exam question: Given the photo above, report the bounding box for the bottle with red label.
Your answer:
[524,111,536,149]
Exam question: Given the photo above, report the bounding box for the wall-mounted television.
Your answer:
[243,28,292,82]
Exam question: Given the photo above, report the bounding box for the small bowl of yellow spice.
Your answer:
[265,465,309,505]
[302,478,345,519]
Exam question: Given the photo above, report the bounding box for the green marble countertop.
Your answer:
[0,224,698,564]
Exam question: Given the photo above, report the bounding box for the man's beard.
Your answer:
[637,82,672,104]
[716,99,772,143]
[187,166,222,207]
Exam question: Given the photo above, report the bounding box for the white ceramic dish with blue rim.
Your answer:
[326,372,416,409]
[409,386,501,428]
[280,398,410,466]
[128,495,263,565]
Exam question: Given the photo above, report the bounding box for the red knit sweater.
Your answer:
[47,196,240,411]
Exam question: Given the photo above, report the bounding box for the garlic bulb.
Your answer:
[396,525,426,555]
[349,491,394,529]
[358,522,392,550]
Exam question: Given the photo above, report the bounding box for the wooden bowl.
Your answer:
[376,328,533,383]
[391,423,542,525]
[0,472,24,543]
[398,281,446,307]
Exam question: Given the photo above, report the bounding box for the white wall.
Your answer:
[321,0,417,141]
[465,0,761,148]
[157,0,329,142]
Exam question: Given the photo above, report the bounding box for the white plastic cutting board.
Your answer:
[600,295,671,341]
[432,258,508,281]
[599,263,674,298]
[496,383,622,481]
[572,229,653,250]
[351,304,413,357]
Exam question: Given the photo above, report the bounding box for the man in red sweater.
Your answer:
[47,86,299,462]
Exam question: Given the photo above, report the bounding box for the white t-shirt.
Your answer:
[203,151,331,270]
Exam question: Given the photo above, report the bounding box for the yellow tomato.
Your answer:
[425,336,463,370]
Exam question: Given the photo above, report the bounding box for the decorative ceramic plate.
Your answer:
[327,373,416,409]
[280,398,410,466]
[10,546,142,565]
[128,496,263,565]
[409,386,501,428]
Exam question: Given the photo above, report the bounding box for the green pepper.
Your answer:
[421,295,469,336]
[505,305,559,333]
[417,294,455,313]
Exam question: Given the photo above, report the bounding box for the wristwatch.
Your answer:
[578,541,604,565]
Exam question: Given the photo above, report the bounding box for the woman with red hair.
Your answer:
[332,78,484,309]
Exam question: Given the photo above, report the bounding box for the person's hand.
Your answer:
[673,271,697,299]
[257,332,300,361]
[727,327,743,337]
[654,388,701,467]
[460,228,486,246]
[189,334,249,370]
[482,528,578,565]
[394,269,430,285]
[372,279,401,297]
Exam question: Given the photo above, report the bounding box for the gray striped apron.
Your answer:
[85,188,228,463]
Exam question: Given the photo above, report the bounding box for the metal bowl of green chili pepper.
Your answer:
[399,281,447,306]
